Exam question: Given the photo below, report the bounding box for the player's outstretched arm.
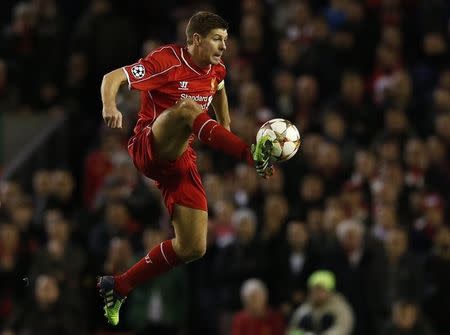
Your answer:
[211,86,230,131]
[101,68,127,128]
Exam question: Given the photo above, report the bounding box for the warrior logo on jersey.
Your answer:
[131,65,145,79]
[178,81,189,90]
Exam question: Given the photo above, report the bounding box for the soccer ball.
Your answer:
[256,118,301,162]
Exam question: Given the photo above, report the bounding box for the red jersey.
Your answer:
[123,44,226,135]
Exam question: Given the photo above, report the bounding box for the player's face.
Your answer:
[199,29,228,65]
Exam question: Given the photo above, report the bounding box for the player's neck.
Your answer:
[186,45,210,68]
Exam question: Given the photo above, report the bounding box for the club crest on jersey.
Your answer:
[210,77,217,93]
[178,81,189,90]
[131,65,145,79]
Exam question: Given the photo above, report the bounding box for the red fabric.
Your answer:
[128,128,207,216]
[231,309,286,335]
[192,113,253,165]
[114,240,182,296]
[83,150,113,208]
[123,44,226,136]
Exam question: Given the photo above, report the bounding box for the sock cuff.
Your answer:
[161,240,183,266]
[193,113,216,141]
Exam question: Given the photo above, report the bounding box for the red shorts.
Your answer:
[127,126,207,216]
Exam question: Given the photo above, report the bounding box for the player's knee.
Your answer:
[176,241,206,262]
[174,98,202,124]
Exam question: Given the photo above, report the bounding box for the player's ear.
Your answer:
[193,33,202,46]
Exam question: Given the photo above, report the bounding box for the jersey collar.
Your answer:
[181,47,212,75]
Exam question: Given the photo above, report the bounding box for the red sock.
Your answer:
[114,239,182,296]
[192,113,253,165]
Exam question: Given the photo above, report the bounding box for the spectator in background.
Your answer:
[231,278,285,335]
[412,193,446,254]
[275,220,319,316]
[4,274,82,335]
[326,219,388,335]
[384,227,422,307]
[289,270,354,335]
[126,228,188,335]
[214,208,265,334]
[382,300,434,335]
[423,226,450,334]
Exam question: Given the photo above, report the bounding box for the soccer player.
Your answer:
[97,11,274,325]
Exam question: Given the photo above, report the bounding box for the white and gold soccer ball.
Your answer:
[256,118,301,162]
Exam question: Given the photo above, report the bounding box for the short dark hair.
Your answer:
[186,11,228,45]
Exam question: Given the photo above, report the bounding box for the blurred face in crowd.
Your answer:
[264,194,288,224]
[204,174,225,206]
[105,202,129,230]
[355,150,376,179]
[310,285,331,307]
[385,228,408,261]
[300,174,324,202]
[235,164,259,194]
[427,136,446,163]
[306,209,323,234]
[296,75,318,106]
[382,25,402,50]
[239,82,263,112]
[393,302,418,330]
[33,169,52,196]
[378,139,400,163]
[278,38,300,67]
[374,204,397,229]
[274,70,295,95]
[341,72,364,104]
[107,238,132,268]
[434,227,450,259]
[323,199,345,233]
[435,112,450,140]
[213,199,235,223]
[46,218,70,243]
[287,221,309,250]
[404,138,428,170]
[35,275,59,308]
[235,214,256,244]
[385,108,408,134]
[323,111,346,141]
[423,32,447,56]
[338,222,364,253]
[240,15,263,52]
[291,1,311,26]
[243,285,268,317]
[376,44,399,70]
[390,71,412,101]
[316,142,341,171]
[0,181,22,209]
[51,170,74,200]
[10,201,33,229]
[0,224,19,253]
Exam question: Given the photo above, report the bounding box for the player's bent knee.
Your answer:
[174,98,203,124]
[174,241,207,262]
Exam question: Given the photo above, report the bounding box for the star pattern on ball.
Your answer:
[131,65,145,79]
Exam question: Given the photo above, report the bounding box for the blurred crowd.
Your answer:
[1,0,450,334]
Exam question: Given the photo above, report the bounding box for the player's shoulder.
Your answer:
[212,59,226,79]
[145,44,183,68]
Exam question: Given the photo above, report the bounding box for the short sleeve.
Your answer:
[122,47,180,91]
[216,61,227,91]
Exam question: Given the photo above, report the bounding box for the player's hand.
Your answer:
[102,105,123,128]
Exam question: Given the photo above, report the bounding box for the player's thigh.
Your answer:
[171,205,208,260]
[152,99,203,161]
